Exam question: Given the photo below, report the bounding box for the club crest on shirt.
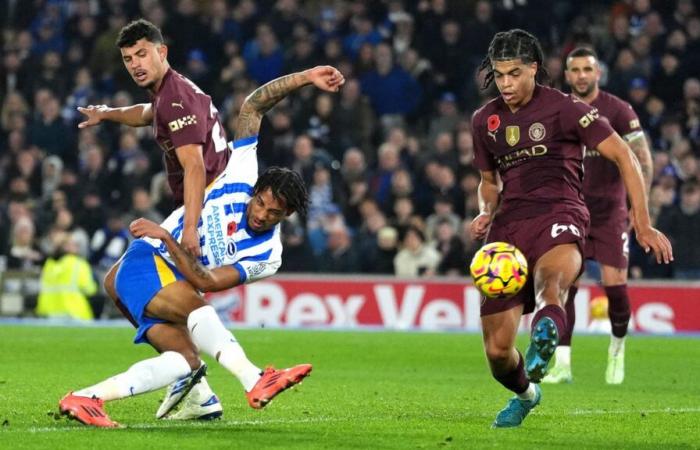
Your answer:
[528,122,546,142]
[506,126,520,146]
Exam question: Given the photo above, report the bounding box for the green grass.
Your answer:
[0,325,698,449]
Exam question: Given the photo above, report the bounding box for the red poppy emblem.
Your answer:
[487,114,500,132]
[227,221,237,236]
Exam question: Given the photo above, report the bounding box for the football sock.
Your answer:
[605,285,630,338]
[187,305,262,391]
[516,383,537,402]
[74,351,190,401]
[554,345,571,367]
[531,304,567,341]
[493,350,530,395]
[560,286,577,346]
[609,335,625,356]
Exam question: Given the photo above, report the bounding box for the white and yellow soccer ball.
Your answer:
[469,242,528,298]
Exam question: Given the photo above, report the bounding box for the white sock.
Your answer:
[555,346,571,367]
[187,305,262,391]
[74,351,190,401]
[188,376,216,403]
[517,383,537,401]
[610,335,625,356]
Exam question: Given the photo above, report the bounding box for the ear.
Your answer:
[158,43,168,62]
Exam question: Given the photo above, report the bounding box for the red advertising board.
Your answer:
[205,276,700,334]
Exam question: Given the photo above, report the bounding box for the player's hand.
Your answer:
[469,212,493,241]
[129,218,169,240]
[305,66,345,92]
[77,105,110,129]
[181,226,201,257]
[634,225,673,264]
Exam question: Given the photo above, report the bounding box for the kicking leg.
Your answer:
[542,284,577,384]
[147,280,312,408]
[483,305,541,428]
[525,243,582,382]
[601,264,629,384]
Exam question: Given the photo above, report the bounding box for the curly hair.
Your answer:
[477,29,549,90]
[116,19,163,48]
[253,167,309,218]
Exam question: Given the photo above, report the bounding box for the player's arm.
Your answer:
[235,65,344,140]
[470,170,501,240]
[626,132,653,193]
[596,133,673,263]
[77,103,153,128]
[129,218,240,292]
[175,144,206,257]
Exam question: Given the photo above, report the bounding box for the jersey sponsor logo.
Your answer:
[528,122,546,142]
[168,115,198,132]
[171,100,184,109]
[205,204,227,266]
[550,223,581,238]
[629,119,640,130]
[496,145,548,169]
[578,108,599,128]
[506,125,520,146]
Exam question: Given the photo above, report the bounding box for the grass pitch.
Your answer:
[0,325,698,449]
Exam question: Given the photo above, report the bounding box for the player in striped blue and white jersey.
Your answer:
[59,66,345,428]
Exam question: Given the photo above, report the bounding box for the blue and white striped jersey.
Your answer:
[143,135,282,283]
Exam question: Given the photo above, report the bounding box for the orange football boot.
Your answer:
[59,393,120,428]
[246,364,312,409]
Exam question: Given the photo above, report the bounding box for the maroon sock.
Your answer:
[493,351,529,394]
[560,286,577,346]
[605,284,631,338]
[531,304,567,341]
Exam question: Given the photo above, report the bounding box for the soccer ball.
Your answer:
[470,242,528,298]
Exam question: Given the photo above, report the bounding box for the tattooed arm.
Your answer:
[626,133,653,193]
[235,65,345,140]
[129,218,240,292]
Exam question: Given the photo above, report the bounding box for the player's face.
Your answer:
[565,56,600,98]
[246,188,289,233]
[120,38,167,91]
[491,59,537,109]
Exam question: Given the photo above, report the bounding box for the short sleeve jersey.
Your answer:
[143,136,283,284]
[152,68,230,206]
[472,84,615,223]
[582,90,643,220]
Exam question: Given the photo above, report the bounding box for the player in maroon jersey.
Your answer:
[469,29,672,428]
[543,47,654,385]
[76,19,230,420]
[78,19,229,257]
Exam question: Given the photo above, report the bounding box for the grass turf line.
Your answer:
[0,326,698,449]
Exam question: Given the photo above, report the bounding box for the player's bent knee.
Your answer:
[485,342,512,365]
[180,350,201,371]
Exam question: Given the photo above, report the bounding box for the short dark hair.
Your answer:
[253,167,309,217]
[567,47,598,61]
[116,19,163,48]
[477,29,548,89]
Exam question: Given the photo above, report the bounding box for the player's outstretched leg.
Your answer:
[186,305,312,408]
[165,377,223,420]
[542,286,576,384]
[492,352,542,428]
[59,351,192,427]
[604,285,630,384]
[525,244,579,383]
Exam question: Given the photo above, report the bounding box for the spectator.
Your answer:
[656,181,700,279]
[394,225,441,277]
[7,216,44,270]
[317,224,361,273]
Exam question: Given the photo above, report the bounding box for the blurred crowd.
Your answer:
[1,0,699,317]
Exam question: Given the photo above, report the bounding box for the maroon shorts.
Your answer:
[584,215,629,269]
[480,211,588,317]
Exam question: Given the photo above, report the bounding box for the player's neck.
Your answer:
[507,85,536,113]
[149,65,171,95]
[578,86,600,104]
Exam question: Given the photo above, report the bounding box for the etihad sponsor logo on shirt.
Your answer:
[629,119,640,130]
[528,122,546,142]
[505,126,520,146]
[168,115,197,132]
[496,144,548,169]
[578,108,599,128]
